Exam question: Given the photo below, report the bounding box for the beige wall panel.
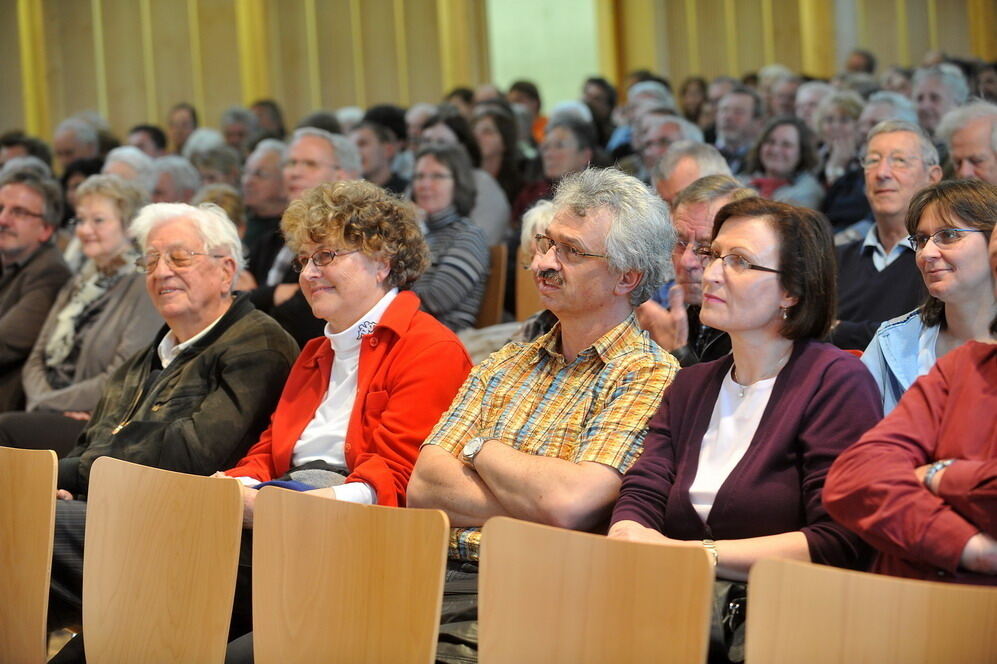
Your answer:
[46,0,98,131]
[266,0,312,125]
[664,0,689,82]
[862,0,901,68]
[697,0,729,80]
[735,0,766,78]
[0,0,25,130]
[619,0,657,77]
[196,0,242,127]
[404,0,443,104]
[905,0,931,64]
[149,0,196,126]
[935,0,972,58]
[359,0,401,105]
[102,0,147,132]
[771,0,802,70]
[317,0,361,109]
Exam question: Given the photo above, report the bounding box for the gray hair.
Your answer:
[152,156,202,199]
[129,202,246,282]
[936,101,997,150]
[220,106,257,129]
[181,128,225,160]
[628,81,676,112]
[796,80,834,101]
[520,199,557,250]
[913,65,970,106]
[552,168,674,306]
[653,140,731,184]
[290,127,361,177]
[864,120,939,166]
[549,100,595,125]
[0,167,63,226]
[405,103,437,125]
[55,117,99,149]
[644,113,704,143]
[0,156,52,179]
[103,145,156,194]
[673,174,755,209]
[250,138,287,162]
[335,106,365,134]
[814,90,865,128]
[759,63,795,86]
[190,144,241,178]
[864,91,919,125]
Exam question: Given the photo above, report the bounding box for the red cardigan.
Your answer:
[224,291,472,506]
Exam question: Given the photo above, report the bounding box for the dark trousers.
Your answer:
[0,410,86,457]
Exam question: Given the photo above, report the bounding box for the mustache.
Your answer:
[537,269,564,286]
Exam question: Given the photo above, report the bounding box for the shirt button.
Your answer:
[345,443,352,451]
[369,337,379,348]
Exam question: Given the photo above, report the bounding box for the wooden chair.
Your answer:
[515,245,543,321]
[478,517,714,663]
[476,244,509,328]
[251,487,450,664]
[0,446,57,664]
[81,457,243,663]
[746,558,997,663]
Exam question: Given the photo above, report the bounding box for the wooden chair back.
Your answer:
[746,558,997,663]
[476,244,509,328]
[0,446,57,664]
[515,245,543,321]
[82,457,243,663]
[478,517,714,663]
[251,488,450,664]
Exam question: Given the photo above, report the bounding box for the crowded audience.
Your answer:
[3,44,996,664]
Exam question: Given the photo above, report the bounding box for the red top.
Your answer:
[824,341,997,585]
[224,291,472,506]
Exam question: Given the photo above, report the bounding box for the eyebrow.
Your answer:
[547,230,591,252]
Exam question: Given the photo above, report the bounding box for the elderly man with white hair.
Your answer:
[52,118,100,171]
[248,127,361,347]
[45,201,298,659]
[102,145,156,194]
[937,101,997,184]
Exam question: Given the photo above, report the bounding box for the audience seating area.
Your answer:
[5,446,993,663]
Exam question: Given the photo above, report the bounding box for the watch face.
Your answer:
[462,437,484,462]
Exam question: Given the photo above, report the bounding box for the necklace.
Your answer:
[731,346,793,398]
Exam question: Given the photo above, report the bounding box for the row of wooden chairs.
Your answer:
[2,446,996,663]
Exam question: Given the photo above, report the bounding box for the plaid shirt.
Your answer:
[424,314,678,560]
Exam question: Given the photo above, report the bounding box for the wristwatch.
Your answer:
[460,437,487,467]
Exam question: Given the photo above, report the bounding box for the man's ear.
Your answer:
[614,269,643,297]
[927,164,943,184]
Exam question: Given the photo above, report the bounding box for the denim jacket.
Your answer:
[861,309,938,414]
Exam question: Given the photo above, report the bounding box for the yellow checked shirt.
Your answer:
[423,314,678,560]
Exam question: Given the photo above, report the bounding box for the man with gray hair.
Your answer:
[0,168,72,411]
[46,202,298,658]
[53,117,100,171]
[241,138,288,246]
[249,127,361,347]
[857,91,919,139]
[102,145,156,194]
[408,167,679,662]
[220,106,259,157]
[635,112,704,184]
[151,155,202,203]
[832,120,942,349]
[913,64,970,137]
[652,140,731,206]
[936,100,997,184]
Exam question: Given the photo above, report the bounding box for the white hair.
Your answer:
[865,120,940,166]
[548,100,594,125]
[181,128,225,160]
[151,156,202,199]
[249,138,287,161]
[644,113,704,143]
[936,101,997,150]
[627,81,676,112]
[103,145,156,194]
[220,106,257,129]
[55,117,99,148]
[864,91,918,125]
[913,65,970,106]
[335,106,364,134]
[130,202,246,283]
[520,199,557,250]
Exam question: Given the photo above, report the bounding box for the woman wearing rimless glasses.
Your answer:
[862,179,997,413]
[609,198,879,662]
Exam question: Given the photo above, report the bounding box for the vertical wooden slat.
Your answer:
[139,0,157,121]
[91,0,109,120]
[187,0,206,117]
[799,0,834,77]
[895,0,910,65]
[724,0,739,77]
[967,0,997,60]
[16,0,48,135]
[595,0,620,83]
[683,0,701,75]
[303,0,321,109]
[927,0,939,51]
[349,0,367,107]
[436,0,457,92]
[761,0,776,64]
[235,0,270,105]
[393,0,410,106]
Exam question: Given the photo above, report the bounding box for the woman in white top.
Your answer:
[608,198,881,662]
[863,179,997,413]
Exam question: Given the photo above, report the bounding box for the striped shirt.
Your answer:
[424,314,678,560]
[413,207,490,332]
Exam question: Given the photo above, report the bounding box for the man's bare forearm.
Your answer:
[407,445,510,526]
